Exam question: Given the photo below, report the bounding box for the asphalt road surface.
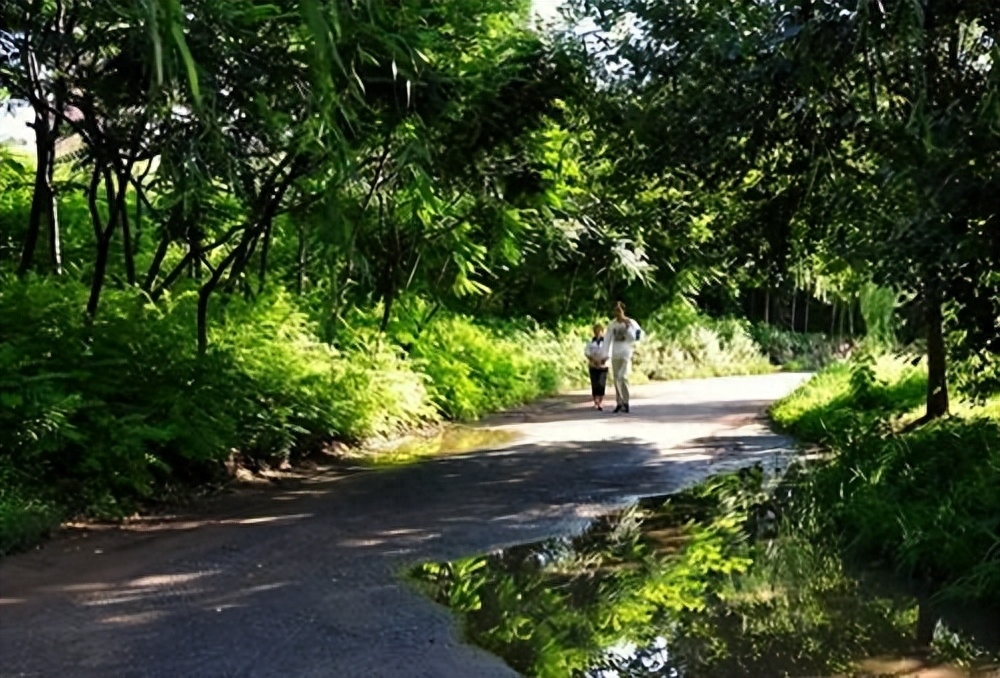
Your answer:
[0,373,809,678]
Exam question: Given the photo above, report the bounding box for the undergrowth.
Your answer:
[632,299,775,380]
[750,323,850,371]
[771,353,1000,601]
[0,277,776,554]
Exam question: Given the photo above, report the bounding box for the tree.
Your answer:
[561,0,1000,417]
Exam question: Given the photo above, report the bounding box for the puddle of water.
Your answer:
[362,426,521,467]
[410,466,1000,678]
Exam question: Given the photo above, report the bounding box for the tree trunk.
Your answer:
[380,288,395,334]
[803,296,810,333]
[848,299,855,336]
[195,155,300,351]
[915,598,935,648]
[296,223,307,295]
[257,219,274,294]
[120,196,136,285]
[87,163,134,318]
[189,229,203,281]
[198,238,250,354]
[19,37,63,276]
[131,161,154,258]
[924,293,949,420]
[377,195,396,334]
[86,168,121,317]
[764,288,770,325]
[830,300,837,336]
[18,112,60,275]
[50,182,62,274]
[133,186,143,257]
[790,289,797,332]
[87,226,113,317]
[198,196,289,352]
[143,234,171,292]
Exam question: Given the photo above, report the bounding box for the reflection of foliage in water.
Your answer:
[411,466,996,678]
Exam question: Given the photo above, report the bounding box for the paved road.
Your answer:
[0,373,809,678]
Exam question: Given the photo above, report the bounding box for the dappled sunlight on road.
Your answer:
[481,375,811,456]
[0,373,814,678]
[854,656,997,678]
[226,513,314,526]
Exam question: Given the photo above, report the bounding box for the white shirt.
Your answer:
[604,318,642,360]
[584,336,609,365]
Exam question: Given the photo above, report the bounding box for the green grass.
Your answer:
[770,355,927,440]
[770,354,1000,601]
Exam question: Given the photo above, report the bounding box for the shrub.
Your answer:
[410,314,583,420]
[750,323,848,371]
[0,461,61,555]
[771,355,1000,601]
[631,303,774,380]
[0,279,439,518]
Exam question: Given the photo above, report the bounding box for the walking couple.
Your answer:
[584,301,642,413]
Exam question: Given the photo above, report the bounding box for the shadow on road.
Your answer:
[0,380,801,678]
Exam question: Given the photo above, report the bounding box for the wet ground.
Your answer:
[412,467,1000,678]
[1,373,823,677]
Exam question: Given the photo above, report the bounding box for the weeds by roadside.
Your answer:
[771,354,1000,601]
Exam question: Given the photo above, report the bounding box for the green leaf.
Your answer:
[170,22,201,105]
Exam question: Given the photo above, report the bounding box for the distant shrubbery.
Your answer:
[771,355,1000,601]
[634,304,775,380]
[749,323,849,371]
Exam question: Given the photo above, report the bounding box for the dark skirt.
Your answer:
[589,366,608,396]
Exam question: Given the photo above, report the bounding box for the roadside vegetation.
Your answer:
[413,467,1000,677]
[772,353,1000,601]
[0,261,781,553]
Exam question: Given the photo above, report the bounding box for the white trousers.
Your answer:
[611,356,631,406]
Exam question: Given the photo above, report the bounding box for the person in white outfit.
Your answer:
[604,301,642,413]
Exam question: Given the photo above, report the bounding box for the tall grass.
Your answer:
[858,283,898,348]
[771,354,1000,601]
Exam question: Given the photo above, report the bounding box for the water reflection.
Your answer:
[411,466,1000,678]
[363,426,521,466]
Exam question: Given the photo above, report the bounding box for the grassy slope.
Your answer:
[770,355,1000,600]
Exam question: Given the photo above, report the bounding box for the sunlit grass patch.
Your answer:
[770,354,927,440]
